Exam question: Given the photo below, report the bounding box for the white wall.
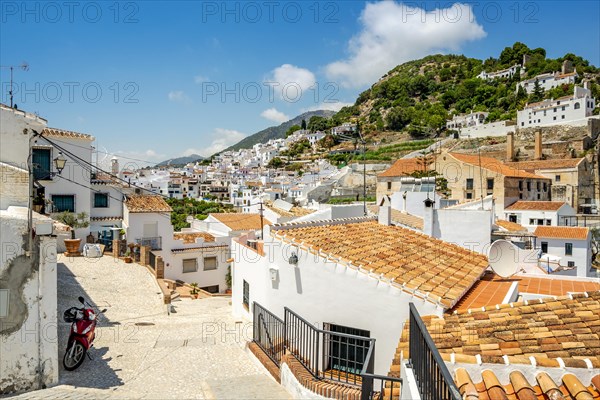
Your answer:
[459,121,516,138]
[123,209,172,249]
[504,205,575,232]
[0,163,29,210]
[0,105,47,169]
[433,209,492,254]
[231,229,442,375]
[0,208,58,394]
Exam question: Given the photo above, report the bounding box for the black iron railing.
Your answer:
[253,303,402,400]
[149,251,156,271]
[136,236,162,250]
[253,302,285,366]
[408,303,461,400]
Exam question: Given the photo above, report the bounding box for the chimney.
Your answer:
[534,130,543,160]
[423,197,435,237]
[506,132,515,161]
[378,195,392,226]
[111,156,119,176]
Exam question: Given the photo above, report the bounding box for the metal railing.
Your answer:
[136,236,162,250]
[253,302,285,366]
[253,303,402,400]
[149,251,157,271]
[407,303,461,400]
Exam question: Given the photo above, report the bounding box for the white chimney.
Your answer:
[111,156,120,176]
[378,195,392,226]
[423,197,435,237]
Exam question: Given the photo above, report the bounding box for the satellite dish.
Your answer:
[488,240,520,278]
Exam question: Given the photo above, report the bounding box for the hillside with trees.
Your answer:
[313,42,599,139]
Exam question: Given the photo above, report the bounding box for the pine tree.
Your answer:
[530,78,545,102]
[301,119,307,130]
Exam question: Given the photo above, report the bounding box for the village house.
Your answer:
[507,157,595,213]
[376,157,433,202]
[517,85,596,128]
[504,200,576,231]
[534,225,593,277]
[232,215,490,376]
[435,152,552,215]
[517,69,578,94]
[446,111,489,130]
[477,64,522,80]
[123,194,172,252]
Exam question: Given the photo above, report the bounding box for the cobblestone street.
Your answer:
[6,256,289,399]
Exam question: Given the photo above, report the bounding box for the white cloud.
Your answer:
[325,2,486,88]
[168,90,190,103]
[196,128,247,156]
[260,108,290,124]
[194,75,209,84]
[266,64,317,100]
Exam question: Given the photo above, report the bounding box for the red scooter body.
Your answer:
[63,297,105,371]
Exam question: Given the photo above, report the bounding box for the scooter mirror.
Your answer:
[78,296,85,304]
[101,309,107,313]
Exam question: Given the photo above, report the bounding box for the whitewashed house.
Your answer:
[231,213,489,376]
[504,201,576,232]
[123,194,172,251]
[517,85,596,128]
[0,104,59,394]
[477,64,521,80]
[517,70,578,94]
[534,226,593,277]
[169,231,230,293]
[446,112,488,130]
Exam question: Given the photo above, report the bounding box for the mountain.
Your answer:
[330,42,599,139]
[156,154,204,167]
[221,110,336,152]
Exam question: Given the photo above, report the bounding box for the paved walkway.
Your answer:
[7,255,289,399]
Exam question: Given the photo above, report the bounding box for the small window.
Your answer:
[387,182,392,190]
[466,192,473,199]
[527,182,531,191]
[203,256,218,271]
[201,285,219,294]
[555,175,560,182]
[518,181,523,190]
[543,182,547,191]
[182,258,197,273]
[94,193,109,208]
[487,178,494,190]
[529,218,535,225]
[546,219,551,225]
[537,219,544,225]
[509,215,517,223]
[52,195,75,212]
[574,103,581,110]
[561,115,565,119]
[568,261,575,268]
[541,242,548,253]
[466,178,474,190]
[243,280,250,309]
[565,243,573,256]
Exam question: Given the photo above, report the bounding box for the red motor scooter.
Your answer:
[63,296,106,371]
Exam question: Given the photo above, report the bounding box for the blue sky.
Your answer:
[1,1,598,164]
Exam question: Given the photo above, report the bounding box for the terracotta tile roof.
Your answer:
[124,195,172,213]
[534,226,590,240]
[455,368,600,400]
[449,153,549,179]
[42,127,94,141]
[451,273,600,312]
[393,291,600,371]
[507,158,584,171]
[272,219,488,308]
[264,201,315,218]
[211,213,271,231]
[367,205,424,230]
[378,157,433,177]
[496,219,528,232]
[505,201,566,211]
[173,231,215,244]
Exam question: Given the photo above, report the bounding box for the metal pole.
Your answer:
[363,140,366,216]
[27,131,34,256]
[259,200,264,239]
[10,66,14,108]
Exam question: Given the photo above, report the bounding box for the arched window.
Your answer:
[574,102,581,110]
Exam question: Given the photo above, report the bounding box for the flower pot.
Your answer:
[64,238,81,256]
[124,257,133,263]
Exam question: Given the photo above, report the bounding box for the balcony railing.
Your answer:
[252,303,402,400]
[407,303,461,400]
[135,236,162,250]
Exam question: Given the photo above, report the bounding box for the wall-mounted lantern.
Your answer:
[53,152,67,175]
[288,252,298,265]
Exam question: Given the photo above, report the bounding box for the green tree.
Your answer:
[267,157,284,168]
[301,119,307,130]
[285,125,301,137]
[307,116,330,132]
[529,78,545,102]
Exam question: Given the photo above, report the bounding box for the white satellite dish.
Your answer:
[488,240,520,278]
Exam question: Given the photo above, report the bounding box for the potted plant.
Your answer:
[190,282,199,299]
[56,212,89,256]
[124,249,133,263]
[225,265,232,294]
[119,228,126,240]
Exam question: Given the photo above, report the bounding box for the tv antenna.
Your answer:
[1,62,29,108]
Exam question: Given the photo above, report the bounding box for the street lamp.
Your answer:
[53,152,67,175]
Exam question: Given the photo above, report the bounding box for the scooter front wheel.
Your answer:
[63,341,86,371]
